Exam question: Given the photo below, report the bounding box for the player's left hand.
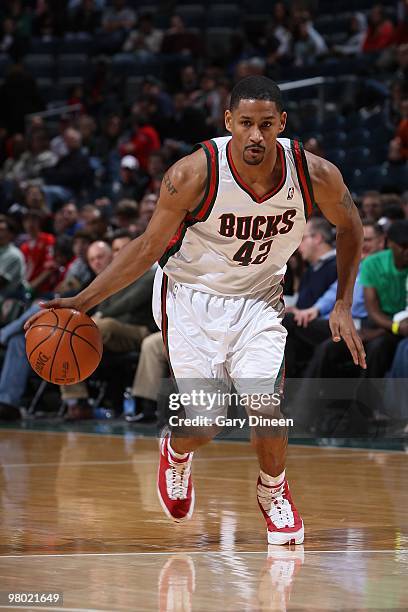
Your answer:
[329,300,366,369]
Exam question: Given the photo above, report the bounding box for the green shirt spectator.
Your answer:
[360,249,407,317]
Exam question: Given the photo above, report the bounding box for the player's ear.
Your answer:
[225,110,232,133]
[278,111,287,134]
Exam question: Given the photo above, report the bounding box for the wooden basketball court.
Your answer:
[0,429,407,611]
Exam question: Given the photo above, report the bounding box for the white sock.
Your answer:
[260,469,285,487]
[168,437,190,460]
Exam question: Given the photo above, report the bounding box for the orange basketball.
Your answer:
[26,308,103,385]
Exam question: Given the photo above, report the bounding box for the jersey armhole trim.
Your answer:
[190,139,219,221]
[291,139,317,219]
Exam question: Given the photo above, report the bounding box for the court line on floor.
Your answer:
[2,429,406,453]
[0,549,405,559]
[1,451,393,468]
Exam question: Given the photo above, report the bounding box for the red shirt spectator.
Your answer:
[120,122,160,171]
[363,5,395,52]
[20,227,55,293]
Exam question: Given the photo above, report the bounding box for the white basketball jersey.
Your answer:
[160,136,315,300]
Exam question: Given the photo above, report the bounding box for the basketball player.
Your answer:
[25,77,366,545]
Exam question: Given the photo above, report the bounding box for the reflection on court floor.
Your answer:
[0,431,407,610]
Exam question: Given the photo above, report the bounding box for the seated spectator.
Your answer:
[120,111,161,173]
[286,221,385,378]
[304,137,325,158]
[1,133,27,182]
[123,12,163,56]
[41,128,93,198]
[284,217,337,376]
[292,13,328,67]
[145,151,165,194]
[4,128,57,184]
[113,199,139,231]
[137,193,157,232]
[55,229,93,293]
[333,12,367,56]
[19,210,55,297]
[361,190,383,222]
[100,0,136,52]
[0,215,26,299]
[68,0,101,35]
[59,237,156,419]
[127,331,167,423]
[0,16,27,61]
[163,92,210,150]
[59,201,82,236]
[32,0,67,38]
[394,98,408,160]
[359,220,408,374]
[111,155,149,203]
[362,4,395,53]
[161,15,203,58]
[102,0,135,33]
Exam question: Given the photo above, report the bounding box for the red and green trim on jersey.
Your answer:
[226,139,287,204]
[290,140,316,219]
[159,139,219,269]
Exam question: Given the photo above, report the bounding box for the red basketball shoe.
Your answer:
[257,476,304,545]
[157,432,195,522]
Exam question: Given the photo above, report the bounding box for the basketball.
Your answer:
[25,308,103,385]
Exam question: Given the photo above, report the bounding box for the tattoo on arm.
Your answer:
[340,189,354,212]
[163,173,178,196]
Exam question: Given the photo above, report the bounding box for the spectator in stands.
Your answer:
[0,16,27,60]
[113,199,139,231]
[137,192,157,231]
[359,220,408,374]
[362,4,395,53]
[361,190,383,222]
[41,128,93,198]
[163,92,210,150]
[0,215,25,298]
[333,12,367,56]
[286,221,385,378]
[394,0,408,46]
[119,108,161,172]
[1,133,27,183]
[127,331,166,423]
[35,0,69,37]
[394,98,408,160]
[0,64,44,134]
[94,112,123,182]
[123,12,163,56]
[55,228,93,293]
[4,128,57,184]
[101,0,135,52]
[284,217,337,376]
[111,155,149,204]
[292,13,328,67]
[304,137,325,157]
[19,209,55,296]
[59,201,82,236]
[161,15,202,58]
[68,0,101,35]
[145,151,165,194]
[60,238,155,419]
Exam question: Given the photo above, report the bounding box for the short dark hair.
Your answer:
[362,219,384,237]
[230,76,284,112]
[111,229,133,241]
[309,217,334,245]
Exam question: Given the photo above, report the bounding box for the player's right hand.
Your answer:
[23,297,85,333]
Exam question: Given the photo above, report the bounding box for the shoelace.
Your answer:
[166,458,191,500]
[258,481,295,528]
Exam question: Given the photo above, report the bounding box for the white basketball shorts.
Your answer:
[152,267,287,398]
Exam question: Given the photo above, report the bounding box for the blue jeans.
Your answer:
[0,303,41,407]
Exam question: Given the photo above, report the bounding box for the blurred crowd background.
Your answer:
[0,0,407,434]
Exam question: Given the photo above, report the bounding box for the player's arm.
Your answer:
[306,152,366,368]
[24,149,207,328]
